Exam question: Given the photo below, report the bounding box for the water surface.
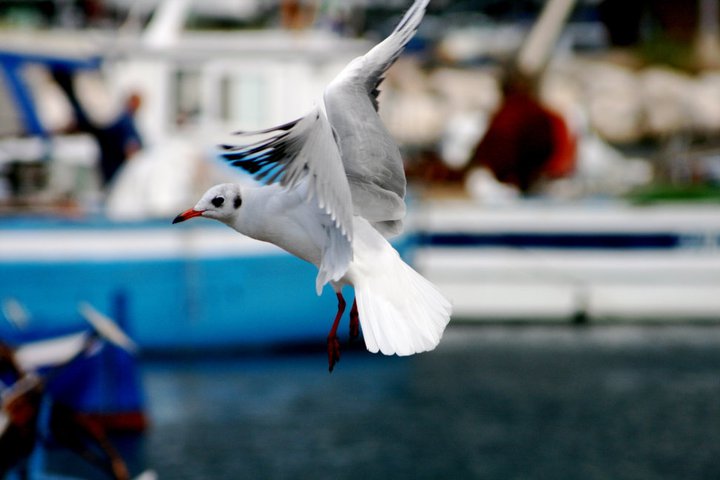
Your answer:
[139,325,720,479]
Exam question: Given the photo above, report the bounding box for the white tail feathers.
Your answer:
[354,250,452,356]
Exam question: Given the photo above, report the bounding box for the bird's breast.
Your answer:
[251,205,327,268]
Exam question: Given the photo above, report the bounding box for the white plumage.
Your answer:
[174,0,451,371]
[348,218,451,356]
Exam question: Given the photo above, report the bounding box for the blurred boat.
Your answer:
[415,199,720,322]
[1,306,148,479]
[0,0,373,218]
[2,303,146,432]
[0,2,396,353]
[1,0,719,347]
[0,215,417,352]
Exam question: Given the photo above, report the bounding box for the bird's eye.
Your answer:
[211,196,224,208]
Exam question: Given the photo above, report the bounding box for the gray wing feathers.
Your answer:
[360,0,430,109]
[323,0,429,237]
[221,107,354,242]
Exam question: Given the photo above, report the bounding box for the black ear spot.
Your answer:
[234,195,242,209]
[211,196,224,208]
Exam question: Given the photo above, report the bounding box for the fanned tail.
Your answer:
[352,230,452,356]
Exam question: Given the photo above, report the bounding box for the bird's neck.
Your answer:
[227,184,286,241]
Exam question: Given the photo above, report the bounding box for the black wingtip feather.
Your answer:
[231,117,302,136]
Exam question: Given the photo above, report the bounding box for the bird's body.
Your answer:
[174,0,451,370]
[232,183,328,269]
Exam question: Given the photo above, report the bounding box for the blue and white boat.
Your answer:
[414,199,720,322]
[0,215,415,352]
[2,0,719,357]
[0,3,381,352]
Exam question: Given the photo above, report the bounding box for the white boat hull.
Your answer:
[413,200,720,322]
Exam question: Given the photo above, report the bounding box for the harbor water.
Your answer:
[133,324,720,480]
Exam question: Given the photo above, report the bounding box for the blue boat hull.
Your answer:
[0,217,415,352]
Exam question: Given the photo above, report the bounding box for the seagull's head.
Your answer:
[172,183,243,225]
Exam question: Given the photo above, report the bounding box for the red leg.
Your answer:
[327,293,346,372]
[349,299,359,341]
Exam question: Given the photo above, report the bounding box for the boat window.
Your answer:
[219,73,267,128]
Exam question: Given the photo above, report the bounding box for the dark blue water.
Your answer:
[137,325,720,480]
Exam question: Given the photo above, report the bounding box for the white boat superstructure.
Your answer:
[0,2,372,216]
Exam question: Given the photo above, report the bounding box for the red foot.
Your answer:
[349,300,359,341]
[327,334,341,372]
[327,292,346,373]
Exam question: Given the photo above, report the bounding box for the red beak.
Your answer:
[172,209,204,224]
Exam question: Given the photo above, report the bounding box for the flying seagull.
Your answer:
[173,0,451,371]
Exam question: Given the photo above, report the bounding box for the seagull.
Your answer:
[173,0,451,371]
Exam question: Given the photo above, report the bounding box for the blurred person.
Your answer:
[468,68,576,194]
[51,66,143,188]
[281,0,318,30]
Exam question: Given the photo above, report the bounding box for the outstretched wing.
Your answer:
[220,106,354,242]
[219,0,430,254]
[323,0,430,237]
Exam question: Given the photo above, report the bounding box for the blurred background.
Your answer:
[0,0,719,479]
